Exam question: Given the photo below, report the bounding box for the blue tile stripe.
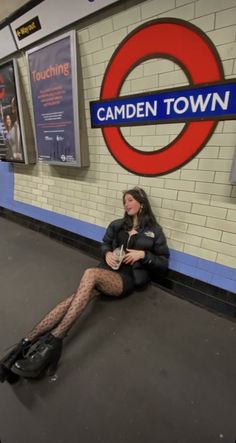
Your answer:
[0,162,235,294]
[169,253,236,293]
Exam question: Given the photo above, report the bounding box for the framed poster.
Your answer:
[0,60,24,163]
[27,31,88,166]
[0,59,36,164]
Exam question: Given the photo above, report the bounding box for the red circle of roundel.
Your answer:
[100,19,223,176]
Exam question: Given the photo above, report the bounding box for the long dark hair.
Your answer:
[122,187,157,230]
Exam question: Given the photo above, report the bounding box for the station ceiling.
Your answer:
[0,0,32,22]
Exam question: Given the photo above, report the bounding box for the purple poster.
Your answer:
[28,34,76,163]
[0,61,24,163]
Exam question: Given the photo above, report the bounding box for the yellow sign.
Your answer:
[15,16,41,41]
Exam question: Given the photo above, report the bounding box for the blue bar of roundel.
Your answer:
[90,80,236,126]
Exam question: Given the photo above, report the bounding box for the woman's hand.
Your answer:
[105,251,117,269]
[123,249,145,265]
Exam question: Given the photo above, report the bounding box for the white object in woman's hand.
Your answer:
[105,251,117,269]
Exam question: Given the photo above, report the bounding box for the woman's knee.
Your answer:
[81,267,99,282]
[83,268,98,277]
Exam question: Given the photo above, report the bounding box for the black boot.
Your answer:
[0,364,19,384]
[12,333,62,379]
[0,339,31,384]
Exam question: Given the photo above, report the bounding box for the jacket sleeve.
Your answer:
[141,226,169,271]
[100,220,117,259]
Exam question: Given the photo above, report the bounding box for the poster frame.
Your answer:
[0,58,35,164]
[26,30,84,166]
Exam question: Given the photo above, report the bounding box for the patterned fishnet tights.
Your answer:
[26,268,123,341]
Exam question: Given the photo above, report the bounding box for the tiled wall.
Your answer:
[4,0,236,291]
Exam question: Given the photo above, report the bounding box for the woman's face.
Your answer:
[5,115,12,128]
[124,193,141,217]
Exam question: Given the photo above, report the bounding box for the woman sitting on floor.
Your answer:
[0,187,169,382]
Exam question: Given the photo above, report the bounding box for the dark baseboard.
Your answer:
[0,206,235,320]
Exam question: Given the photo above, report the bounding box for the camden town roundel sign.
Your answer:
[90,18,236,176]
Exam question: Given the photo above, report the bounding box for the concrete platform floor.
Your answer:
[0,216,235,443]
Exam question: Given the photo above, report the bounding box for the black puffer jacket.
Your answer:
[101,218,169,287]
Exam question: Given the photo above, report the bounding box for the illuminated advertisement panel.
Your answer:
[0,60,24,163]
